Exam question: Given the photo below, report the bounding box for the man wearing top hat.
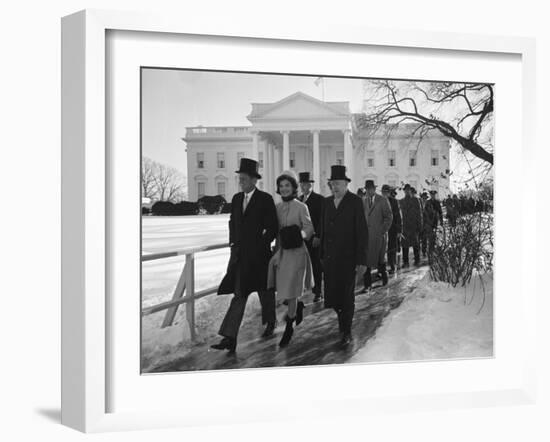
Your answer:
[359,180,393,290]
[211,158,279,354]
[320,165,367,347]
[298,171,324,303]
[399,183,423,267]
[382,184,402,274]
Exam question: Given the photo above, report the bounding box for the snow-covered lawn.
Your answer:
[351,272,493,363]
[141,215,233,369]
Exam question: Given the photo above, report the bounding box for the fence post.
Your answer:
[161,260,188,328]
[184,253,196,341]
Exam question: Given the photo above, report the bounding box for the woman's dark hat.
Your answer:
[299,172,314,183]
[364,180,376,189]
[328,165,351,182]
[235,158,261,179]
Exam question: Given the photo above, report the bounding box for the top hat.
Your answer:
[328,165,351,182]
[364,180,376,189]
[235,157,261,179]
[381,184,392,192]
[298,172,314,183]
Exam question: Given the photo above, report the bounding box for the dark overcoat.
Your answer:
[320,191,368,309]
[299,191,324,239]
[388,196,403,237]
[217,188,278,296]
[399,195,423,247]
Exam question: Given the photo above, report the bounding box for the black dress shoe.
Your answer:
[295,301,305,325]
[341,333,352,347]
[261,322,275,338]
[210,337,236,353]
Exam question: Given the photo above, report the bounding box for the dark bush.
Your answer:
[142,206,151,215]
[220,202,232,214]
[173,201,199,216]
[198,195,226,214]
[151,201,175,216]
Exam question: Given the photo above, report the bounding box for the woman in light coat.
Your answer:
[267,170,314,347]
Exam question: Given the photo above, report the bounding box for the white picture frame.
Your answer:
[61,9,537,433]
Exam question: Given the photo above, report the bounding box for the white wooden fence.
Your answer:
[141,242,229,341]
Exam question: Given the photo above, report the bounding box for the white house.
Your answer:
[182,92,451,201]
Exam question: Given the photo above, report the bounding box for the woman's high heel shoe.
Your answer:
[295,301,305,326]
[279,315,295,347]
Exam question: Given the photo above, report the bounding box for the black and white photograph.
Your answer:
[140,69,494,374]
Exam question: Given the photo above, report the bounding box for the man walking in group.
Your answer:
[211,158,279,354]
[422,190,444,258]
[382,184,402,274]
[320,165,367,347]
[298,172,324,303]
[360,180,393,291]
[399,184,423,267]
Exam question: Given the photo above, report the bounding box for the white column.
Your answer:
[312,129,321,193]
[282,130,290,171]
[251,131,259,160]
[267,143,273,193]
[343,129,353,189]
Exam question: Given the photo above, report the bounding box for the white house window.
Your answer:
[197,152,205,169]
[366,150,375,167]
[388,150,396,167]
[336,151,344,166]
[217,181,226,198]
[217,152,225,169]
[409,151,417,167]
[431,149,439,166]
[197,182,206,198]
[259,151,264,169]
[290,151,296,168]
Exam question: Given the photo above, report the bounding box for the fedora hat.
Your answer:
[403,183,412,191]
[235,157,261,179]
[298,172,314,183]
[328,165,351,182]
[381,184,392,192]
[364,179,376,189]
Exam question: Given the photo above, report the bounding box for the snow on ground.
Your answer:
[142,214,251,370]
[351,272,493,363]
[141,215,494,370]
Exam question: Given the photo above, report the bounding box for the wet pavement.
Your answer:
[146,264,429,373]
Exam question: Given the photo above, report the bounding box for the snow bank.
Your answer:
[351,272,493,363]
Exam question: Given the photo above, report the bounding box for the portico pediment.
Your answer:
[247,91,349,122]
